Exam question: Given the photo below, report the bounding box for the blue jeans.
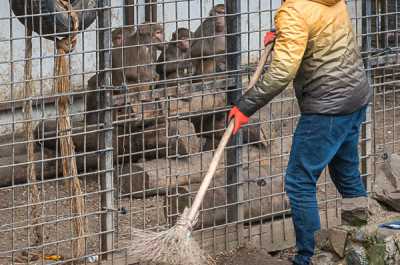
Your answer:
[285,106,368,265]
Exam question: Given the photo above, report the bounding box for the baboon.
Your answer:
[117,23,164,86]
[191,4,226,76]
[156,28,193,87]
[188,5,228,150]
[86,23,164,124]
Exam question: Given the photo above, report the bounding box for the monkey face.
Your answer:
[209,4,225,32]
[172,28,191,52]
[177,37,190,52]
[153,28,164,50]
[113,35,123,47]
[215,11,225,32]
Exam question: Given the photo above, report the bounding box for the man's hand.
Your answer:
[228,106,249,135]
[263,29,276,46]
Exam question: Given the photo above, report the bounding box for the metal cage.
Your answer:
[0,0,397,264]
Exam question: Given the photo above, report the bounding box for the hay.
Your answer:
[54,0,86,260]
[23,28,43,246]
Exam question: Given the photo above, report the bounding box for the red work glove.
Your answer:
[263,29,276,46]
[228,106,249,135]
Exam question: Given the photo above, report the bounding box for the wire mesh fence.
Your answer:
[0,0,397,264]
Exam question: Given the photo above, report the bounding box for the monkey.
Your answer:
[191,4,226,76]
[112,26,135,47]
[156,28,193,87]
[110,26,135,87]
[183,5,262,151]
[113,23,164,88]
[184,5,228,151]
[86,26,133,124]
[85,23,164,125]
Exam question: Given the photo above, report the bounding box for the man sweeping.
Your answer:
[228,0,371,264]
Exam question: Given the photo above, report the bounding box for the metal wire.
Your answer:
[0,0,397,264]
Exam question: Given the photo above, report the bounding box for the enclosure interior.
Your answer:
[0,0,398,264]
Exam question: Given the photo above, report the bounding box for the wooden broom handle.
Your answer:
[188,42,275,222]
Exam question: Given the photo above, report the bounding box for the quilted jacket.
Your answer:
[236,0,371,116]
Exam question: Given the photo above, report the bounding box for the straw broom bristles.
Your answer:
[54,0,86,260]
[127,208,210,265]
[23,28,43,246]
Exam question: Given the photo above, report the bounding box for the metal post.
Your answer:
[362,0,373,189]
[98,0,114,259]
[124,0,135,26]
[145,0,157,23]
[226,0,243,243]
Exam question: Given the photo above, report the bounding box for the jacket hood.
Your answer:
[309,0,341,6]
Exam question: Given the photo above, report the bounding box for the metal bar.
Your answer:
[226,0,243,244]
[124,0,135,26]
[145,0,157,23]
[98,0,115,260]
[362,0,373,188]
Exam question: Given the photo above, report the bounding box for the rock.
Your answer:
[315,228,349,258]
[341,197,369,226]
[143,152,222,186]
[312,252,336,265]
[378,192,400,212]
[164,146,289,228]
[384,153,400,187]
[35,118,199,164]
[117,164,150,198]
[315,229,330,251]
[368,198,386,219]
[0,132,27,158]
[167,119,202,155]
[367,243,386,265]
[339,220,400,265]
[167,90,226,115]
[373,153,400,212]
[374,227,400,265]
[0,149,58,187]
[0,148,102,187]
[328,227,348,258]
[345,244,368,265]
[165,170,289,228]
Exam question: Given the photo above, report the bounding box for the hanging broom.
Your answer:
[23,27,43,247]
[54,0,86,260]
[126,42,275,265]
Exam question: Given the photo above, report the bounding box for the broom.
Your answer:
[54,0,86,260]
[127,42,275,265]
[24,28,43,247]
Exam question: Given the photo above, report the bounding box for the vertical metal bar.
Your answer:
[98,0,114,259]
[362,0,373,189]
[8,0,16,262]
[124,0,135,26]
[226,0,243,243]
[145,0,157,23]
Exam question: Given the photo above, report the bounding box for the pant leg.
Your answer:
[328,106,367,198]
[285,114,346,265]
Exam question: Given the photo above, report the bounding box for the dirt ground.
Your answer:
[214,247,292,265]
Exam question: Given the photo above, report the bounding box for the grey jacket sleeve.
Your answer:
[236,80,285,117]
[236,7,308,117]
